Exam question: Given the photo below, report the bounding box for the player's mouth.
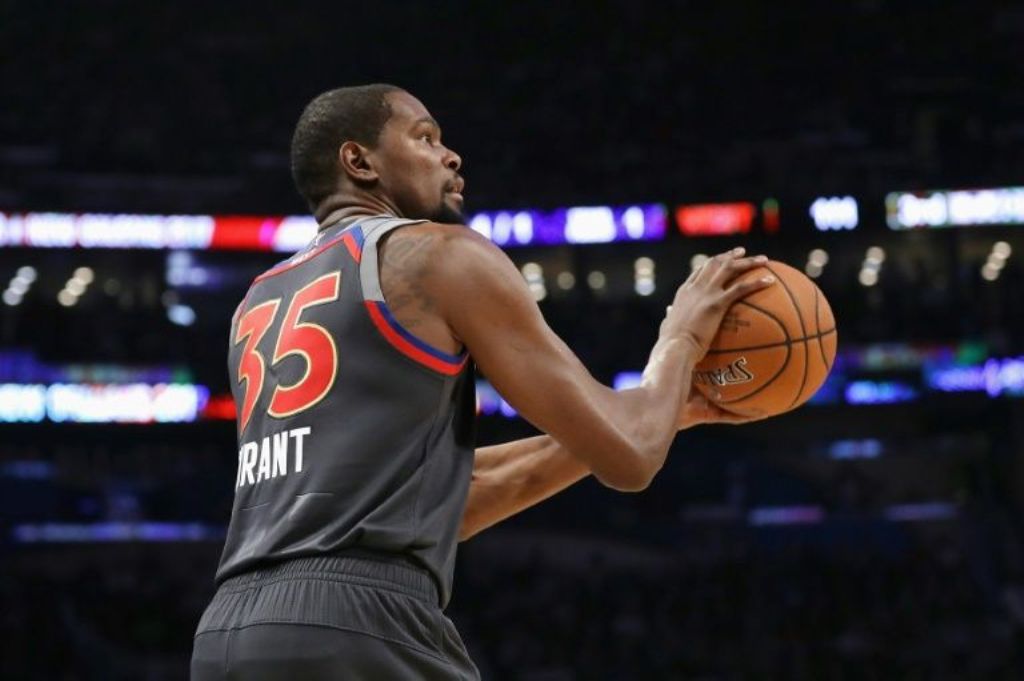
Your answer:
[445,178,465,201]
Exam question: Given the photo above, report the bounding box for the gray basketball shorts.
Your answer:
[191,554,480,680]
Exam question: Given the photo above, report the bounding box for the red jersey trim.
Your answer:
[364,301,468,377]
[341,231,363,263]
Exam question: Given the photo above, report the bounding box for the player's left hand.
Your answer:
[676,387,763,429]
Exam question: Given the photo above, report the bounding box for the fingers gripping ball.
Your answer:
[693,260,837,418]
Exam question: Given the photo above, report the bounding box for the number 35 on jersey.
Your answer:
[233,272,341,433]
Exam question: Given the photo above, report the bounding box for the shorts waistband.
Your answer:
[218,552,438,604]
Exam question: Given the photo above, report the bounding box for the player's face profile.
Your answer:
[373,91,465,225]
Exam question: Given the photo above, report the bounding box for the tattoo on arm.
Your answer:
[379,231,447,330]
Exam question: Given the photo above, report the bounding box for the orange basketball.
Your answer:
[693,260,837,418]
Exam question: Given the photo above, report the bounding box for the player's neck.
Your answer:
[316,192,400,231]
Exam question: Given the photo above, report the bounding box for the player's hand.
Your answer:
[659,247,774,358]
[675,386,766,430]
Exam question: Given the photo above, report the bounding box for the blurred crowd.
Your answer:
[2,235,1024,395]
[1,413,1022,680]
[3,2,1023,213]
[4,535,1024,680]
[455,541,1024,680]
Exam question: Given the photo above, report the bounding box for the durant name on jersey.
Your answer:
[236,426,312,489]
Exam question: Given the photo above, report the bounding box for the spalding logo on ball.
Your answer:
[694,260,837,418]
[693,357,754,387]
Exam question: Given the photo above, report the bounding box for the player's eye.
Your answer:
[421,133,434,144]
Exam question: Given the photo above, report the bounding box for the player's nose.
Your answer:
[443,147,462,172]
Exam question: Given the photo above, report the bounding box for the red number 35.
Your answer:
[233,272,341,433]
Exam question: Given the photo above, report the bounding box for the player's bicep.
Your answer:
[432,230,628,461]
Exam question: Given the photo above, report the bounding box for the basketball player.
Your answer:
[191,84,773,680]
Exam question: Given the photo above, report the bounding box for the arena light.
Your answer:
[0,207,668,252]
[762,198,780,233]
[73,266,94,284]
[167,304,196,326]
[675,202,756,236]
[8,276,30,295]
[586,270,607,290]
[469,204,666,247]
[886,187,1024,229]
[65,277,86,296]
[1,460,55,480]
[844,380,918,404]
[810,196,858,231]
[981,242,1010,282]
[827,439,882,460]
[0,382,209,423]
[859,247,883,287]
[0,351,192,385]
[808,249,829,267]
[556,271,575,290]
[748,505,824,526]
[634,280,655,296]
[926,356,1024,397]
[865,246,886,264]
[0,384,47,422]
[6,265,36,302]
[521,262,546,301]
[46,383,209,423]
[199,394,235,420]
[166,250,214,288]
[613,372,644,390]
[884,502,957,522]
[858,268,878,287]
[806,248,829,278]
[0,211,320,252]
[474,380,517,417]
[985,254,1005,271]
[12,522,226,543]
[634,256,655,296]
[521,262,542,278]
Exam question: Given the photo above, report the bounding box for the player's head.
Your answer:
[291,84,465,224]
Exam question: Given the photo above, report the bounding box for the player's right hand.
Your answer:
[675,386,770,429]
[659,247,775,359]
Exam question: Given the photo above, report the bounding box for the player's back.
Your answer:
[214,215,476,606]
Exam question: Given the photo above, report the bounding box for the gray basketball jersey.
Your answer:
[215,215,476,606]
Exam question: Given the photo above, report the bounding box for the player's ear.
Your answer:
[339,141,379,184]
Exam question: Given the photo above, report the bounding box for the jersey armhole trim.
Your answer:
[364,300,468,377]
[341,228,364,263]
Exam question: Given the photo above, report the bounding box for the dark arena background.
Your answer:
[3,2,1024,679]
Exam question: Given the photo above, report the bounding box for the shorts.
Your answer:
[191,554,480,680]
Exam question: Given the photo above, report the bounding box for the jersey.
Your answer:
[214,215,477,607]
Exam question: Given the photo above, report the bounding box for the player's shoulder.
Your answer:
[397,221,492,247]
[390,221,504,265]
[384,221,517,293]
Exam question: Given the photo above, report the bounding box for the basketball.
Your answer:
[693,260,837,418]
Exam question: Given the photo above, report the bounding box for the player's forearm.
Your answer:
[458,435,590,541]
[587,336,697,490]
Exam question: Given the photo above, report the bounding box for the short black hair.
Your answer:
[290,84,404,210]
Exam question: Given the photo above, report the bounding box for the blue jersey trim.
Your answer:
[374,301,466,365]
